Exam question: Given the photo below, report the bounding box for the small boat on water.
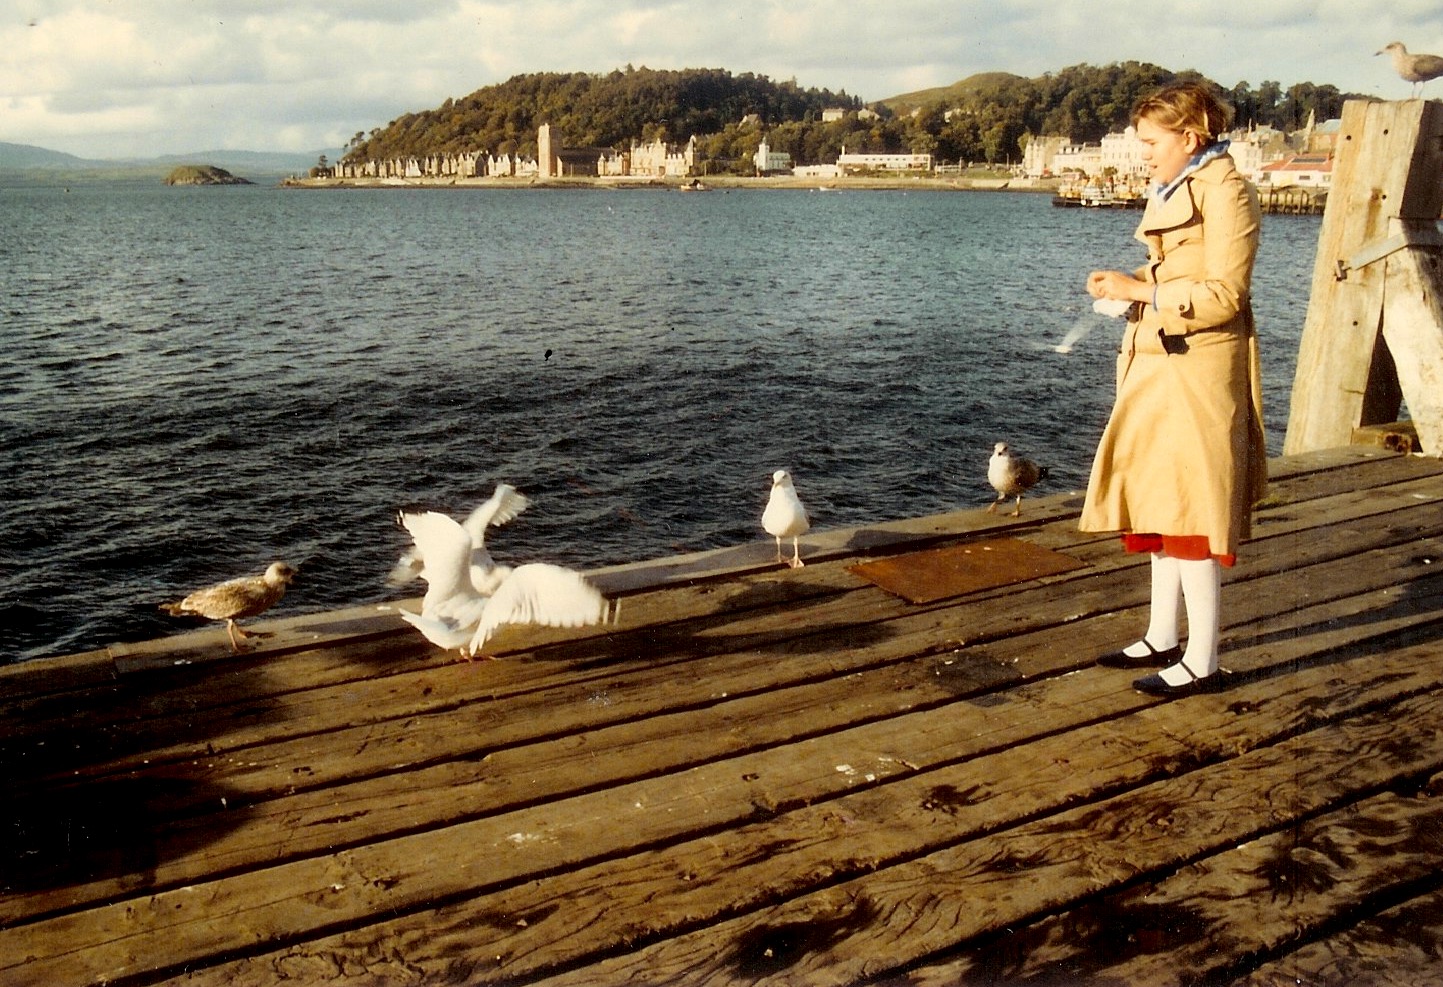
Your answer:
[679,178,711,192]
[1051,181,1146,209]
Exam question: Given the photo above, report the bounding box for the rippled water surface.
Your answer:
[1,182,1320,660]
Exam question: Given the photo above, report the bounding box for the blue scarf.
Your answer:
[1154,138,1231,201]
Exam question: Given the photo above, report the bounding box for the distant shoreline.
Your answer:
[280,173,1060,194]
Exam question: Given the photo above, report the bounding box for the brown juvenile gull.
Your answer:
[986,442,1048,517]
[161,561,297,652]
[1377,42,1443,96]
[762,469,811,568]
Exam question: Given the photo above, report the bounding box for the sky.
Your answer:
[4,0,1440,161]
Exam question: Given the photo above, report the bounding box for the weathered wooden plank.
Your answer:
[0,448,1430,794]
[2,450,1431,987]
[4,486,1441,932]
[1232,885,1443,986]
[506,692,1443,987]
[161,640,1443,987]
[890,788,1443,986]
[6,550,1441,985]
[9,488,1439,872]
[1381,245,1443,453]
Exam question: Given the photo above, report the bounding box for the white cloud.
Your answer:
[0,0,1435,158]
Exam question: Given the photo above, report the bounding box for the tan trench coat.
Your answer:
[1079,154,1268,558]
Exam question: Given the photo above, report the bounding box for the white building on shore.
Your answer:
[835,147,933,173]
[753,139,793,175]
[1024,123,1304,188]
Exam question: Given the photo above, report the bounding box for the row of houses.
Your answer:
[329,151,541,180]
[1022,118,1339,190]
[333,115,1337,188]
[330,121,939,182]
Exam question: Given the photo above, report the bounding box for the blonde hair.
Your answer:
[1132,82,1232,145]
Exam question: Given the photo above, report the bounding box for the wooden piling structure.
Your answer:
[1285,99,1443,456]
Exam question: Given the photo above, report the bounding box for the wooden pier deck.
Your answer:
[5,446,1443,987]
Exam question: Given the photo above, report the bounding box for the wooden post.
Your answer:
[1283,99,1443,456]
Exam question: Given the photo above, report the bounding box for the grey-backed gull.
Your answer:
[987,442,1048,517]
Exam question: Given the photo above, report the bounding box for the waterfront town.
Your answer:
[319,106,1336,206]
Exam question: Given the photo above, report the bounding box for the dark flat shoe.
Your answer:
[1098,640,1181,669]
[1133,662,1220,696]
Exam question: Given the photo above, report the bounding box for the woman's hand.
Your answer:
[1087,270,1148,303]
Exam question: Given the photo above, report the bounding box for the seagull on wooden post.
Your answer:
[1377,42,1443,96]
[161,561,297,652]
[762,469,810,568]
[986,442,1048,517]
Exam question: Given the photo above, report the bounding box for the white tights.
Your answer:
[1126,552,1221,682]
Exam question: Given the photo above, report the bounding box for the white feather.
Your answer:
[387,484,530,588]
[399,511,488,627]
[397,609,475,650]
[396,511,613,659]
[466,563,611,657]
[461,484,531,545]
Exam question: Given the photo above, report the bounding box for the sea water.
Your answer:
[0,182,1319,661]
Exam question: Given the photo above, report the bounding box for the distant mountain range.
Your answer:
[0,142,325,180]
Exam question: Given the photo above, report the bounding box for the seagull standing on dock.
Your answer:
[395,510,613,660]
[387,483,530,594]
[987,442,1048,517]
[1377,42,1443,96]
[762,469,810,568]
[160,561,297,652]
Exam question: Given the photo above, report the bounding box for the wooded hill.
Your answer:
[342,63,1365,171]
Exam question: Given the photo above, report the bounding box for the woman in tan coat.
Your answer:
[1082,82,1267,695]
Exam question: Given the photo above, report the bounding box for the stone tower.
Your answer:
[538,123,554,179]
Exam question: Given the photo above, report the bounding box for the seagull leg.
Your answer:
[774,535,785,564]
[986,498,1000,514]
[789,537,804,568]
[1012,496,1023,517]
[225,620,246,653]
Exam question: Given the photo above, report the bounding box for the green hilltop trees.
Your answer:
[343,63,1363,174]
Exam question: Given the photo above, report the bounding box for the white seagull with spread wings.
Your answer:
[395,510,614,660]
[387,482,531,594]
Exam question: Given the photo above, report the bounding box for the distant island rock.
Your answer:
[164,165,252,186]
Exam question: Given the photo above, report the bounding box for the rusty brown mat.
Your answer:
[849,538,1087,604]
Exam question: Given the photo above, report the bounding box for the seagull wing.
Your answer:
[1017,457,1042,489]
[386,548,425,587]
[167,573,272,620]
[400,511,483,618]
[467,563,611,656]
[461,484,531,548]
